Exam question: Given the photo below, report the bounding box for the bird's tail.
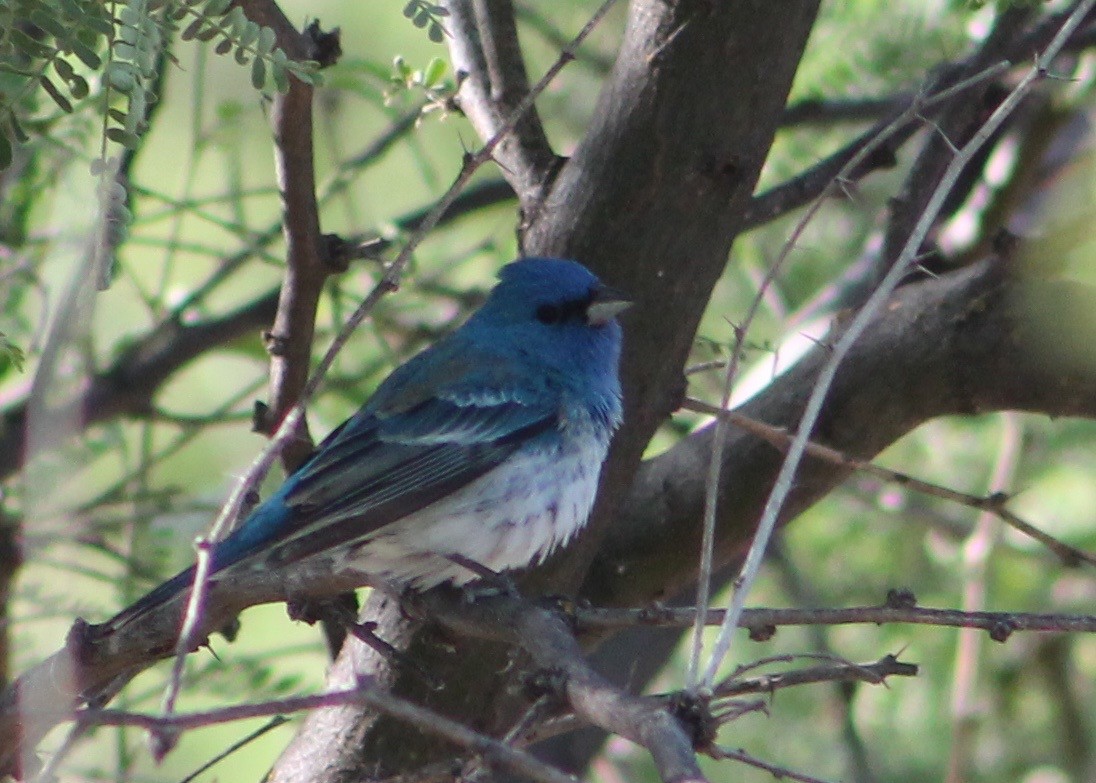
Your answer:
[102,565,198,633]
[99,497,290,633]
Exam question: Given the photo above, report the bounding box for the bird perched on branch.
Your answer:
[106,257,629,630]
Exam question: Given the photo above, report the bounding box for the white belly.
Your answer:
[336,431,609,588]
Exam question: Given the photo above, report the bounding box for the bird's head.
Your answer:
[463,258,630,397]
[473,257,631,333]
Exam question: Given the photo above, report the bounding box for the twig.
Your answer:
[712,654,918,700]
[447,0,557,201]
[707,745,836,783]
[743,61,1011,230]
[177,717,289,783]
[689,57,1013,690]
[698,0,1096,688]
[573,602,1096,639]
[681,398,1096,569]
[945,414,1023,781]
[423,592,709,783]
[77,683,576,783]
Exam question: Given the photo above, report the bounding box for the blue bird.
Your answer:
[106,258,628,630]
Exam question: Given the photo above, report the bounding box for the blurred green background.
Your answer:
[2,1,1094,781]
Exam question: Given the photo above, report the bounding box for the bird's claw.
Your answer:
[460,572,520,603]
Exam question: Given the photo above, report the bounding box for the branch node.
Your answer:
[522,667,568,703]
[149,725,180,764]
[252,399,271,434]
[884,588,917,609]
[302,20,342,69]
[746,623,777,642]
[988,620,1015,643]
[667,691,718,750]
[63,617,96,668]
[262,330,290,357]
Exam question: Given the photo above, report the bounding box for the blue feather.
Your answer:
[106,258,628,630]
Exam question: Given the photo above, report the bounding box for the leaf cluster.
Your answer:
[173,0,319,92]
[0,0,322,170]
[0,0,105,167]
[402,0,449,44]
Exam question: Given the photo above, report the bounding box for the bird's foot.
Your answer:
[344,620,442,690]
[291,594,441,689]
[443,553,520,601]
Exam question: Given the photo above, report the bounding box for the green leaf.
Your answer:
[29,10,68,40]
[53,58,75,81]
[118,3,143,26]
[203,0,233,16]
[251,56,265,89]
[10,28,52,59]
[105,126,141,148]
[271,61,289,92]
[126,91,147,131]
[256,26,276,56]
[114,41,137,61]
[181,18,204,41]
[118,21,140,46]
[237,20,260,49]
[0,334,25,372]
[40,76,73,113]
[9,114,28,143]
[71,40,102,69]
[223,5,247,35]
[81,13,115,37]
[137,46,158,78]
[106,63,137,92]
[423,57,446,88]
[0,133,12,170]
[67,73,89,99]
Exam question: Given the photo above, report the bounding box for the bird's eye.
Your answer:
[536,304,561,324]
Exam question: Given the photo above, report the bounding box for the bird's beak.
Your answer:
[586,285,632,326]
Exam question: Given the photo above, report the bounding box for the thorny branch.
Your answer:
[574,600,1096,640]
[696,0,1096,689]
[682,398,1096,569]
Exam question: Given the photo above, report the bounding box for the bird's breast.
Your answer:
[337,426,611,588]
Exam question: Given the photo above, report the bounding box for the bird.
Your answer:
[104,257,629,631]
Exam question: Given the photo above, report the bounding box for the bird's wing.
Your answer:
[105,359,557,630]
[223,351,560,567]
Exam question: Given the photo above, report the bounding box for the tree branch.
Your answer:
[574,601,1096,640]
[422,593,708,783]
[587,260,1096,608]
[234,3,338,471]
[445,0,559,205]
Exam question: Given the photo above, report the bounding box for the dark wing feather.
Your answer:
[239,395,557,567]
